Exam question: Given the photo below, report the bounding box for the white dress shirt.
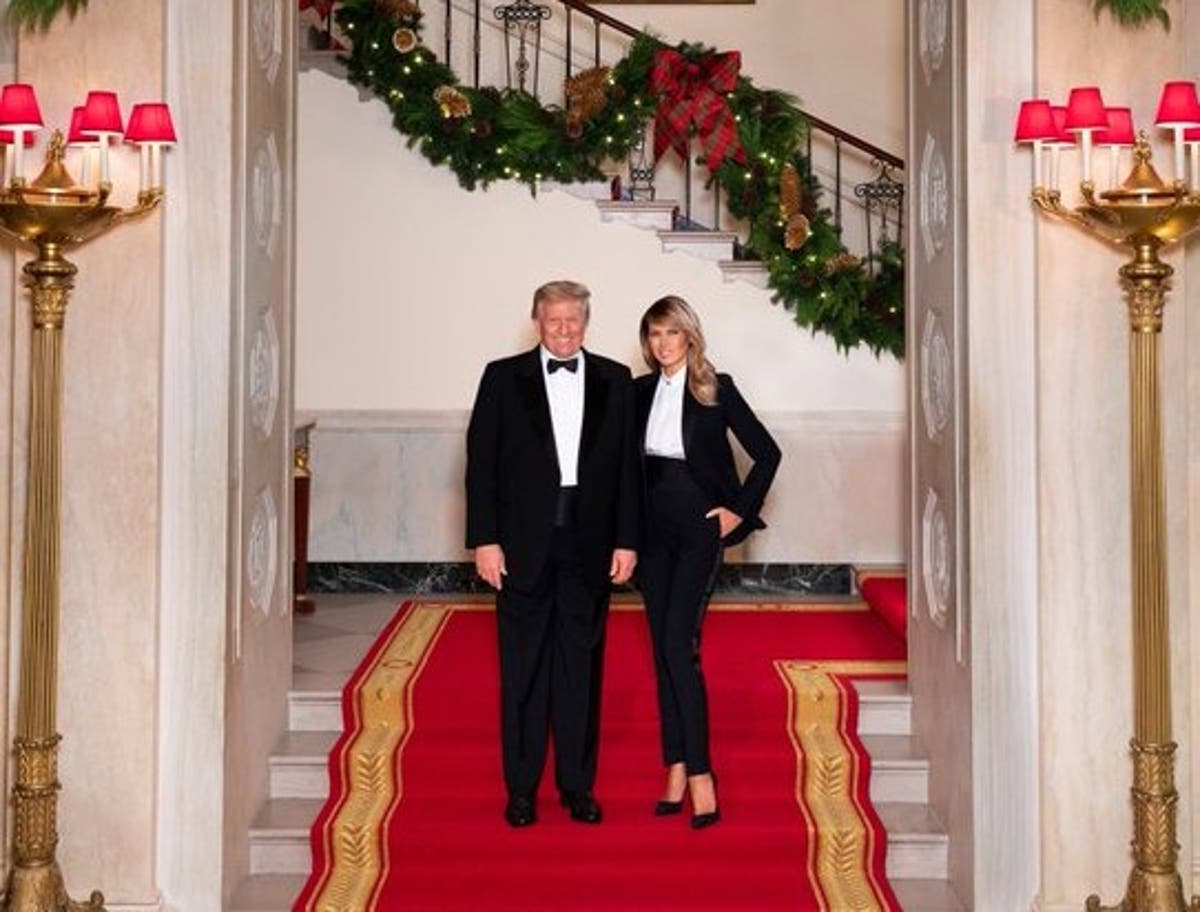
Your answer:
[540,346,585,486]
[644,368,687,459]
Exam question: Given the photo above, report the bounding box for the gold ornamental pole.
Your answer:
[0,133,160,912]
[1031,135,1200,912]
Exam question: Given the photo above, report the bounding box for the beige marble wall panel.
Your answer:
[16,1,163,902]
[907,0,973,900]
[1035,1,1192,907]
[1187,5,1200,898]
[223,0,298,903]
[305,410,905,565]
[156,0,237,908]
[0,46,18,875]
[961,2,1041,909]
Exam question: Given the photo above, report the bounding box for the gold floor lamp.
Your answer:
[0,83,173,912]
[1014,84,1200,912]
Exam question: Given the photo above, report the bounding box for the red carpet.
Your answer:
[296,602,905,911]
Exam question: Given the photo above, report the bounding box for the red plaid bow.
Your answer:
[299,0,336,18]
[649,48,745,171]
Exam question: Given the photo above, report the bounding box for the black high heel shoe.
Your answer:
[690,772,720,830]
[654,797,684,816]
[654,765,687,816]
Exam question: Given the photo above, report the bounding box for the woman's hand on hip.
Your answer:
[705,507,743,539]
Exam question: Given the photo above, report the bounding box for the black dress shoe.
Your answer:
[559,790,602,823]
[504,794,536,827]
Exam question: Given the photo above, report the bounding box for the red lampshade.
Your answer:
[1014,99,1056,143]
[0,129,34,146]
[79,90,123,136]
[1064,86,1108,132]
[1154,80,1200,128]
[66,105,95,146]
[1044,105,1076,148]
[125,102,176,144]
[1095,106,1135,146]
[0,83,44,131]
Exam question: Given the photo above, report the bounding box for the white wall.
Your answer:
[296,71,905,415]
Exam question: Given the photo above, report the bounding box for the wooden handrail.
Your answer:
[556,0,639,38]
[553,0,905,171]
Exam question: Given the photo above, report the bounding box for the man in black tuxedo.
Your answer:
[466,280,639,828]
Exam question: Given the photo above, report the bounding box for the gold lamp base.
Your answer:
[2,864,103,912]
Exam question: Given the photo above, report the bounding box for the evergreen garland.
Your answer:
[1092,0,1170,29]
[336,0,905,357]
[8,0,89,30]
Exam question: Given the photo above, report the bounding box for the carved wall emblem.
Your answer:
[920,132,948,263]
[922,488,951,629]
[248,306,280,439]
[919,0,948,86]
[921,310,951,441]
[247,486,279,617]
[252,133,283,259]
[252,0,283,84]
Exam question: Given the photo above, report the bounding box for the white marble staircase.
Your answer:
[229,601,963,911]
[558,185,773,289]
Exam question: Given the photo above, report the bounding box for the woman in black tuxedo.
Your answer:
[635,295,780,829]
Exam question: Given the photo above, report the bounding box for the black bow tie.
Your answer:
[547,357,579,374]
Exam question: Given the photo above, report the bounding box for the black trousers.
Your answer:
[496,513,609,797]
[639,457,723,776]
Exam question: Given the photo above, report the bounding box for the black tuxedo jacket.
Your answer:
[635,371,781,547]
[466,347,640,589]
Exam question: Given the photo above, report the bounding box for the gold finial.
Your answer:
[45,129,65,163]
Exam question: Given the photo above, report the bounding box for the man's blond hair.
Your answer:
[531,280,591,321]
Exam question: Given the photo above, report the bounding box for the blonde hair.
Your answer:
[639,295,718,406]
[531,280,591,321]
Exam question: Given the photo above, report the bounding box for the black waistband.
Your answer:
[555,486,579,527]
[645,455,691,485]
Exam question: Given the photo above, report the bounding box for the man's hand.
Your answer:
[610,548,637,585]
[475,543,507,590]
[705,506,743,539]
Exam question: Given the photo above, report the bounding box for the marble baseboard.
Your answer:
[302,409,906,565]
[308,561,854,597]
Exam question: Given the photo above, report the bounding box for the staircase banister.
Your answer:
[802,111,904,171]
[552,0,904,171]
[555,0,640,38]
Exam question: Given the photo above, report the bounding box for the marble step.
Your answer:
[861,734,930,804]
[658,229,738,262]
[596,198,677,231]
[288,689,342,732]
[855,678,912,737]
[269,731,338,799]
[249,798,322,875]
[228,873,307,912]
[878,802,950,881]
[719,259,770,287]
[891,878,967,911]
[541,178,614,200]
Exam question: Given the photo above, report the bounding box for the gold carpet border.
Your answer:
[308,603,452,912]
[777,661,898,912]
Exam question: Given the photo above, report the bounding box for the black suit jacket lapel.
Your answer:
[579,351,610,471]
[682,385,699,459]
[516,348,559,475]
[636,375,655,452]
